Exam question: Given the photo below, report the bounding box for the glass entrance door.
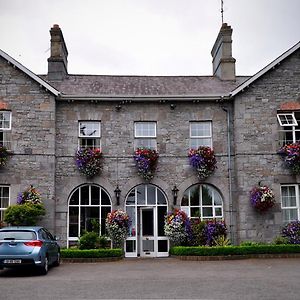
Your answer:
[125,184,169,258]
[140,207,155,257]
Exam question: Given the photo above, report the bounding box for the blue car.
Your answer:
[0,226,60,275]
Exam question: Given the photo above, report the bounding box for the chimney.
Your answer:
[211,23,236,80]
[47,24,68,80]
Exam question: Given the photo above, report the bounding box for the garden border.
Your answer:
[173,253,300,261]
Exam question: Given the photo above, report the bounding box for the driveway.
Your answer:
[0,257,299,299]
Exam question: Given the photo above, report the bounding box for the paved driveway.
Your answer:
[0,257,299,299]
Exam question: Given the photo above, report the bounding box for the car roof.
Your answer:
[0,226,43,231]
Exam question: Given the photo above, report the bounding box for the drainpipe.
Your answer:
[222,104,235,245]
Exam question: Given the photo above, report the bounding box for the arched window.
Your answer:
[181,184,223,220]
[68,184,111,245]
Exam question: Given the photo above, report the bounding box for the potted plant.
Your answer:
[0,144,10,167]
[249,185,275,213]
[105,210,130,248]
[75,148,102,178]
[277,142,300,175]
[164,209,192,246]
[4,185,45,226]
[188,146,217,180]
[133,148,159,181]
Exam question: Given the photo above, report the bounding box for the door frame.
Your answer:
[140,207,156,257]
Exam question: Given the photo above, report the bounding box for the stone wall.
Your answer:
[0,56,56,230]
[54,99,232,244]
[233,48,300,243]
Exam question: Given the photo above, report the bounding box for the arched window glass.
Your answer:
[181,184,223,220]
[68,184,111,245]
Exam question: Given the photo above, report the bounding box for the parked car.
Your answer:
[0,226,60,275]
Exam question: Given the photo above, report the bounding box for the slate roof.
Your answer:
[40,74,249,97]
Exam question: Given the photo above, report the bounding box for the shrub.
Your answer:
[79,232,101,250]
[239,241,267,246]
[282,220,300,244]
[273,236,289,245]
[189,219,206,246]
[61,248,123,258]
[170,245,300,256]
[4,185,45,226]
[4,202,45,226]
[204,220,227,246]
[213,235,231,246]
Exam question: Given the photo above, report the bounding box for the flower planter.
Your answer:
[75,148,102,178]
[188,146,217,180]
[133,148,159,181]
[250,185,275,213]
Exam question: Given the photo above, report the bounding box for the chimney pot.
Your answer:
[211,23,236,80]
[47,24,68,80]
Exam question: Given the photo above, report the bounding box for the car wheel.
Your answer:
[39,256,49,275]
[53,252,60,267]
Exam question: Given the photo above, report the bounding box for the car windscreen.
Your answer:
[0,231,37,240]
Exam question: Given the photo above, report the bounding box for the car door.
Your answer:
[43,228,59,264]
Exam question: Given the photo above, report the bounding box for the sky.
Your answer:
[0,0,299,76]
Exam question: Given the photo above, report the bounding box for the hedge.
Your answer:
[170,245,300,256]
[61,248,123,258]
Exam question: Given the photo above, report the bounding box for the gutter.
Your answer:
[57,94,232,102]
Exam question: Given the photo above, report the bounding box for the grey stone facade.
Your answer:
[0,24,299,249]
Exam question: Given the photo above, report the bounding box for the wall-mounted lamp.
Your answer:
[115,104,122,111]
[114,185,121,205]
[170,103,176,110]
[172,185,179,205]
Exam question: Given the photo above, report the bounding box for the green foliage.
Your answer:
[239,241,267,246]
[79,232,101,249]
[213,235,231,246]
[170,244,300,256]
[4,203,45,226]
[273,236,289,245]
[190,220,206,246]
[78,231,110,249]
[61,248,123,258]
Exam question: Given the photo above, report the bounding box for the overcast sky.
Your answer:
[0,0,299,76]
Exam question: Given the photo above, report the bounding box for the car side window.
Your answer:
[43,228,55,240]
[39,229,48,240]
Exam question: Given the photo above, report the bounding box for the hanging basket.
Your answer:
[75,148,103,178]
[188,146,217,180]
[250,185,275,213]
[133,148,159,181]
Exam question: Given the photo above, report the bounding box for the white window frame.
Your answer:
[181,184,223,220]
[0,111,12,150]
[67,184,112,247]
[78,121,101,149]
[278,112,300,145]
[134,122,157,150]
[280,184,300,223]
[277,113,298,127]
[189,121,212,148]
[0,111,12,131]
[0,186,10,221]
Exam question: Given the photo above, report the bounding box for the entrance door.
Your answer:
[140,207,155,257]
[125,184,169,258]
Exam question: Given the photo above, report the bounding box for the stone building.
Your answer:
[0,23,299,257]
